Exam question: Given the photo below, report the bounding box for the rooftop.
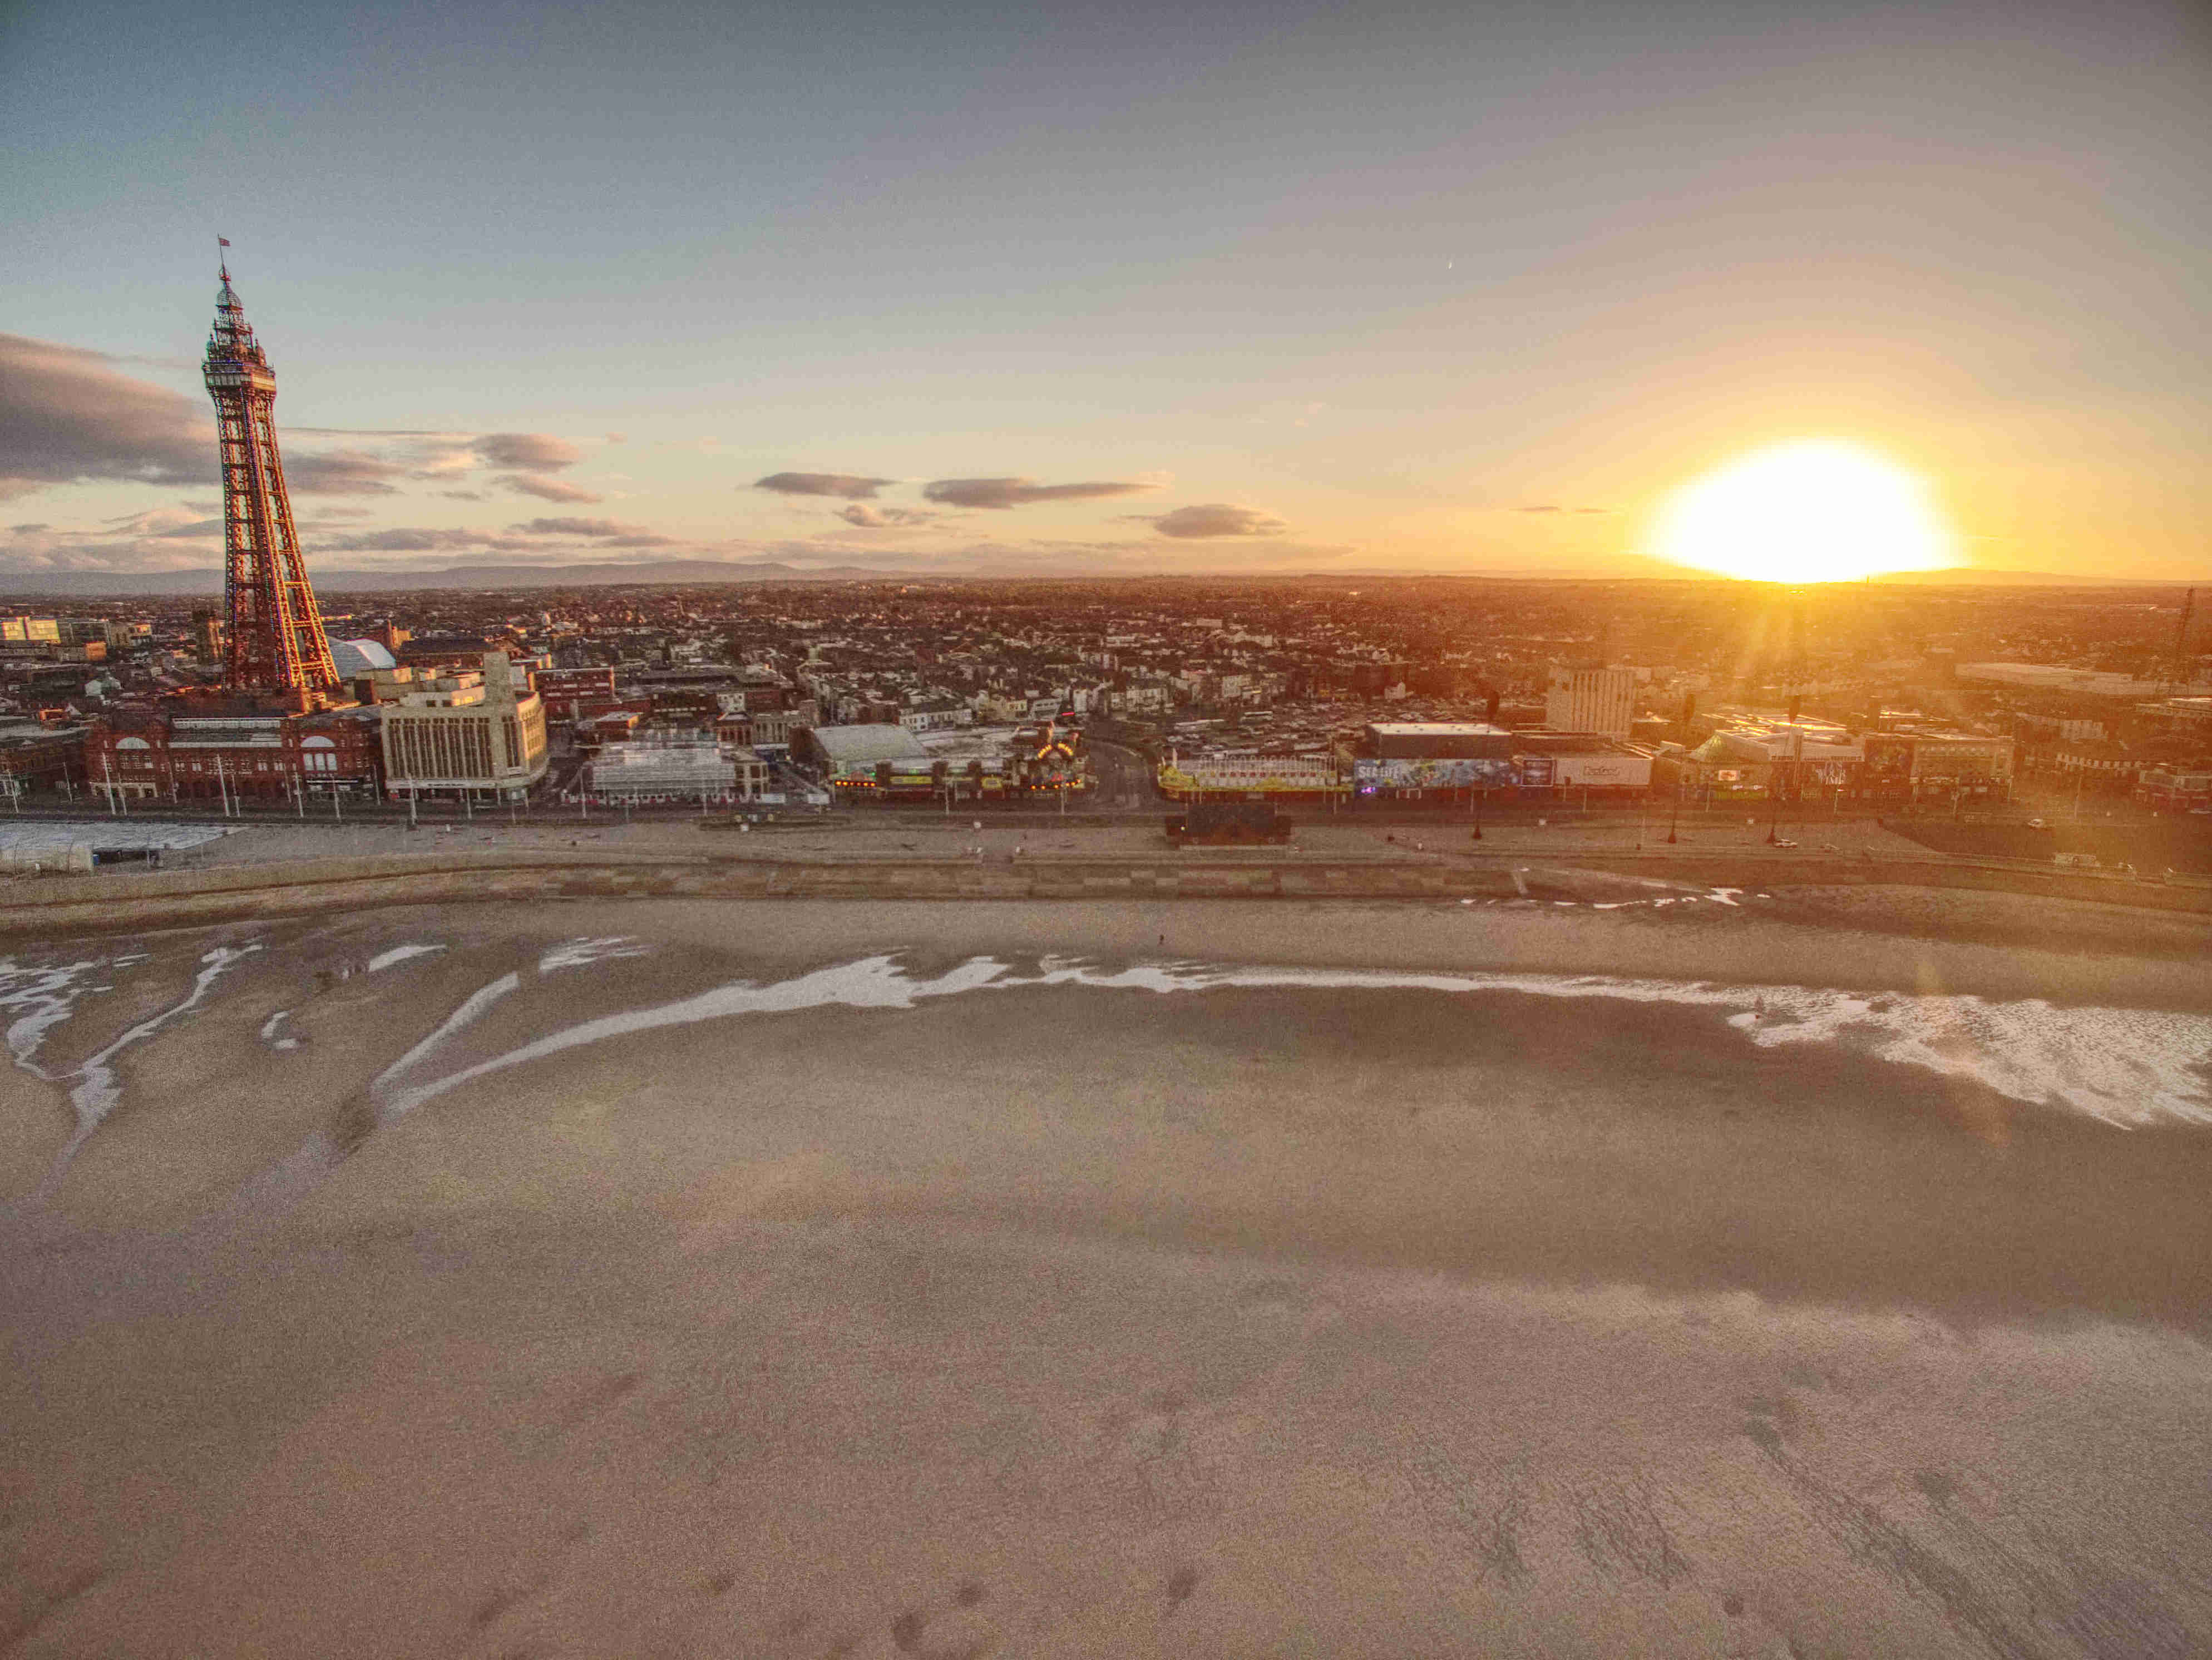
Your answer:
[807,723,930,767]
[329,639,398,676]
[1513,732,1645,755]
[589,741,738,793]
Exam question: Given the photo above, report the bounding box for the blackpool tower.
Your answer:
[203,248,341,704]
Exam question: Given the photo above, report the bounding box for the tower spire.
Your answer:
[201,251,342,705]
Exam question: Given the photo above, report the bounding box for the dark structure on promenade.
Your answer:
[204,248,342,705]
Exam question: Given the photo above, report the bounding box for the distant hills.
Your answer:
[0,559,909,596]
[324,560,910,591]
[0,557,2197,597]
[1869,567,2197,589]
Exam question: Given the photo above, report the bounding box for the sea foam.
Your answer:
[375,953,2212,1130]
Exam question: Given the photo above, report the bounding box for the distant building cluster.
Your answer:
[9,581,2212,821]
[3,269,2208,824]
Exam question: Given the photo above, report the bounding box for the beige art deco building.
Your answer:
[379,652,548,802]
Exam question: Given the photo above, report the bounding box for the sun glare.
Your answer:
[1648,439,1954,583]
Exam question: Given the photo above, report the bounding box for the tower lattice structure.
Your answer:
[203,254,341,703]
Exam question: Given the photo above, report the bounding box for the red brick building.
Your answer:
[86,698,383,806]
[0,718,88,795]
[533,665,618,720]
[648,687,720,723]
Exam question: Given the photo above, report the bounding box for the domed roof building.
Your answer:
[329,638,398,678]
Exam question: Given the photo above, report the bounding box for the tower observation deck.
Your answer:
[203,250,341,704]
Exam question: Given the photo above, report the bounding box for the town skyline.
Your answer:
[4,0,2208,584]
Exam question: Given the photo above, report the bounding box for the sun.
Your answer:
[1647,439,1954,583]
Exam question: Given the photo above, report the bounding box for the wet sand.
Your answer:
[4,896,2211,1657]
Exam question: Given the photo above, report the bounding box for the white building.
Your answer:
[379,653,549,802]
[899,704,975,732]
[1546,665,1637,740]
[588,740,766,802]
[1515,733,1655,791]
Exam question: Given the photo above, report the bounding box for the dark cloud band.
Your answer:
[0,333,212,500]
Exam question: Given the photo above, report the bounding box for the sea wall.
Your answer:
[2,847,2208,939]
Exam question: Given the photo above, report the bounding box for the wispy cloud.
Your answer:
[1146,503,1288,539]
[403,438,481,478]
[501,475,604,504]
[285,448,408,495]
[508,516,675,546]
[318,527,505,554]
[289,427,466,438]
[837,504,937,528]
[921,477,1154,510]
[754,472,893,499]
[100,505,219,538]
[472,432,582,472]
[315,520,685,557]
[0,516,221,574]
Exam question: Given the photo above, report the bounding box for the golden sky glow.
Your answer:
[3,3,2207,581]
[1645,440,1955,584]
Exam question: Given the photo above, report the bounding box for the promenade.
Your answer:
[4,811,2208,940]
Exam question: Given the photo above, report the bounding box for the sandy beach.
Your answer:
[4,894,2210,1657]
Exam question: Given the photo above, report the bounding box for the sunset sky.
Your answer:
[4,0,2207,581]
